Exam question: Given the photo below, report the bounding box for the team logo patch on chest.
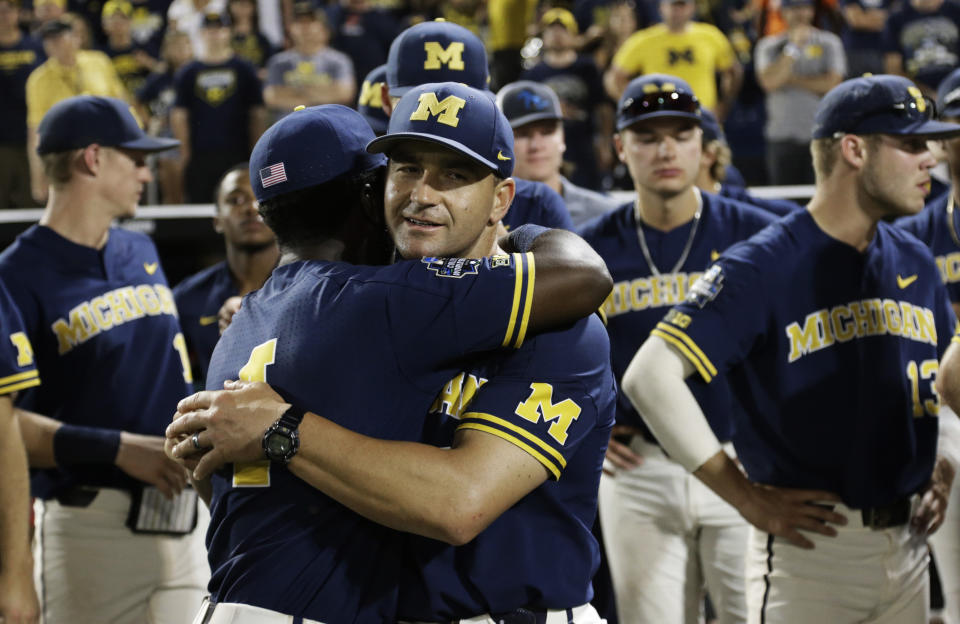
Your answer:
[195,69,237,106]
[686,264,724,308]
[422,257,481,278]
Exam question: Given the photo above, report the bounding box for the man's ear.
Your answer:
[839,134,867,170]
[489,177,516,225]
[78,144,101,176]
[613,133,626,163]
[380,83,394,117]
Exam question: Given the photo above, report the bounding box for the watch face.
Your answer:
[266,434,292,456]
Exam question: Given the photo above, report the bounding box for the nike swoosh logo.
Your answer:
[143,262,158,275]
[199,316,218,326]
[497,151,511,161]
[897,274,918,289]
[710,249,720,261]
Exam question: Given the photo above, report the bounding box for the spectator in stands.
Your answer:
[168,0,227,59]
[171,11,265,203]
[883,0,960,98]
[604,0,743,121]
[487,0,534,90]
[128,0,169,55]
[839,0,890,77]
[264,0,355,120]
[355,63,388,135]
[227,0,273,78]
[520,8,614,190]
[0,0,44,208]
[173,163,277,386]
[497,80,621,226]
[26,17,128,202]
[694,108,802,215]
[136,29,194,204]
[101,0,157,95]
[326,0,400,88]
[755,0,845,184]
[30,0,64,30]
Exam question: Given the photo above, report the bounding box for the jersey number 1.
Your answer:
[233,339,278,487]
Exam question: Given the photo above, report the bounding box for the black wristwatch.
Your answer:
[262,405,306,464]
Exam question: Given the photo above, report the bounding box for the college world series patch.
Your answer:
[422,257,482,278]
[686,264,724,308]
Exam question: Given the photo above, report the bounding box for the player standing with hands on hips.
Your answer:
[623,74,960,623]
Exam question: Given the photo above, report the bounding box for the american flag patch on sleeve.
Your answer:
[259,162,287,187]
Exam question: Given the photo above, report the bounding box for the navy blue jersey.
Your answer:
[398,314,616,620]
[0,281,40,396]
[173,261,236,386]
[578,192,774,440]
[0,226,192,498]
[506,179,574,231]
[0,35,45,144]
[100,42,152,95]
[204,253,537,622]
[173,57,264,153]
[719,184,802,217]
[897,192,960,302]
[663,210,955,507]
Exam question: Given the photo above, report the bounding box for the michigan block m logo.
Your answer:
[409,92,466,128]
[423,41,465,70]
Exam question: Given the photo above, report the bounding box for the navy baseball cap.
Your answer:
[250,104,386,202]
[357,64,389,135]
[367,82,514,178]
[699,108,725,143]
[37,95,179,155]
[616,74,702,131]
[496,80,563,129]
[937,68,960,119]
[386,20,489,97]
[37,18,72,39]
[812,75,960,139]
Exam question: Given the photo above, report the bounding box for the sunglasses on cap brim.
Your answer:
[619,90,700,120]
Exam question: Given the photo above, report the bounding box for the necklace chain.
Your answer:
[635,194,703,276]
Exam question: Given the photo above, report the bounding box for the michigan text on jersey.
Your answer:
[786,299,937,363]
[52,284,178,354]
[603,272,703,317]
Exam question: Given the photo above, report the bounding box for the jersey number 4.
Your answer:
[232,338,278,488]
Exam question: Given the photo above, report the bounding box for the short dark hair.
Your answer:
[257,166,391,263]
[213,162,250,206]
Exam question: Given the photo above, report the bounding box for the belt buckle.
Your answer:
[861,506,886,529]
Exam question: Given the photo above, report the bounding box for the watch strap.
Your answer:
[278,404,306,430]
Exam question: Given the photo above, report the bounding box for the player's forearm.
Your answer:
[26,127,47,204]
[757,56,796,92]
[936,341,960,414]
[170,108,190,162]
[510,228,612,331]
[621,335,722,472]
[16,408,59,468]
[0,399,34,573]
[289,414,494,544]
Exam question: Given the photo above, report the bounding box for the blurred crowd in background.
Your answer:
[0,0,958,208]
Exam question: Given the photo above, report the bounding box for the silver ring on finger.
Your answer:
[191,432,201,450]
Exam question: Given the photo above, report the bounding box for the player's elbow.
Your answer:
[430,487,494,545]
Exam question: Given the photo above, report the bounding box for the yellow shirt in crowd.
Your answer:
[26,50,129,128]
[612,22,736,109]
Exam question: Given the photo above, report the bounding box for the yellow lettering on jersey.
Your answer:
[937,252,960,284]
[89,296,114,330]
[173,332,193,384]
[830,305,855,342]
[515,383,581,445]
[605,271,704,319]
[358,79,383,108]
[234,338,279,488]
[409,93,467,128]
[430,372,488,419]
[52,304,97,354]
[423,41,465,70]
[788,299,938,363]
[134,285,162,315]
[51,285,181,354]
[665,309,692,329]
[9,332,34,367]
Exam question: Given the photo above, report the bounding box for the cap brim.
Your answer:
[388,84,413,98]
[617,110,701,131]
[890,118,960,138]
[118,136,181,152]
[508,111,562,129]
[941,104,960,121]
[367,133,499,173]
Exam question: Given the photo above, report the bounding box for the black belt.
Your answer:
[54,486,100,508]
[859,497,911,529]
[455,608,574,624]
